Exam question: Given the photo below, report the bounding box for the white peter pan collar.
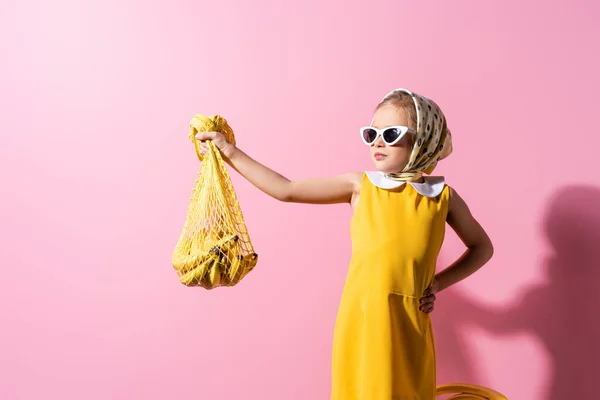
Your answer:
[365,171,446,198]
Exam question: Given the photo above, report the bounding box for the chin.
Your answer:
[373,159,406,174]
[373,162,394,173]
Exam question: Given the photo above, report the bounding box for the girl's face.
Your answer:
[369,105,414,174]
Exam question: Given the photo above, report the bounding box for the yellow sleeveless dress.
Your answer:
[331,172,450,400]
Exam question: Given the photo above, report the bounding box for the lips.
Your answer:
[374,152,386,161]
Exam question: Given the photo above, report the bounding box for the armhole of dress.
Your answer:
[351,172,369,220]
[443,184,452,221]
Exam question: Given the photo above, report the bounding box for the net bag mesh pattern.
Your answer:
[172,114,257,289]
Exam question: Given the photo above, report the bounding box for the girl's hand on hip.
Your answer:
[420,278,439,313]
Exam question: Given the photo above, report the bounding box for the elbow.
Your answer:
[277,181,296,203]
[469,239,494,264]
[481,239,494,263]
[487,241,494,262]
[275,190,293,203]
[279,192,293,202]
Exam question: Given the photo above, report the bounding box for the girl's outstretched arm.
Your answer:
[435,187,494,293]
[196,131,361,204]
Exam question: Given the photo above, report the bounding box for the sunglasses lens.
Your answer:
[362,128,378,144]
[382,128,402,144]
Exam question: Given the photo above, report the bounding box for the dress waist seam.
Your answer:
[389,291,420,299]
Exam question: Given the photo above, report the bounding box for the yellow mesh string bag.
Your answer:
[172,114,258,289]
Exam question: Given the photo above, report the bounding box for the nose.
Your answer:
[372,135,385,148]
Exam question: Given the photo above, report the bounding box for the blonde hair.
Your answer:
[375,91,418,130]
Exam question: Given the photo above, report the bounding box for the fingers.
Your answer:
[419,302,435,313]
[420,294,436,304]
[199,142,209,155]
[195,131,218,141]
[419,293,436,313]
[195,132,217,155]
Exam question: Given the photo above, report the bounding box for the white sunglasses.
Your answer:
[360,126,416,146]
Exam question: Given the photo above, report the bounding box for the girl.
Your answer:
[196,88,494,399]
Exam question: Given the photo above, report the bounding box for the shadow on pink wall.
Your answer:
[433,185,600,399]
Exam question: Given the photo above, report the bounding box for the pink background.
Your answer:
[1,0,599,399]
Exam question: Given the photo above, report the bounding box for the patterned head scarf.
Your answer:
[376,88,453,181]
